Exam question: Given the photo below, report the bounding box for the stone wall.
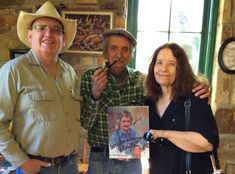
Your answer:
[212,0,235,173]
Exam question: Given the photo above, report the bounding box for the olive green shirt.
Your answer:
[0,50,81,167]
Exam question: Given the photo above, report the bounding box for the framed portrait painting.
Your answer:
[61,10,114,54]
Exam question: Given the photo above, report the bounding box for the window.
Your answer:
[127,0,219,82]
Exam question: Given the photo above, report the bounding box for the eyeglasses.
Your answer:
[32,24,64,35]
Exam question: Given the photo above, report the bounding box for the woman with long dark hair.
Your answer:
[145,43,219,174]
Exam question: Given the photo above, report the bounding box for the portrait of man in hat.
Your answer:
[0,1,81,174]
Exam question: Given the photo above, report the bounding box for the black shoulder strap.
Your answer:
[214,149,221,170]
[184,98,224,174]
[184,97,191,174]
[184,99,191,130]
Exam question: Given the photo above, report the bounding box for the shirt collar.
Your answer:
[26,49,69,74]
[26,49,41,66]
[107,67,141,86]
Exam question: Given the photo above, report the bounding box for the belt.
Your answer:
[90,146,109,153]
[28,152,77,166]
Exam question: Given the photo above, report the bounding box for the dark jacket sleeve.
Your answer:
[190,93,219,150]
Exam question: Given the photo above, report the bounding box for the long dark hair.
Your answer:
[145,43,196,101]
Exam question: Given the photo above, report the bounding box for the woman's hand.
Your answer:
[150,129,213,153]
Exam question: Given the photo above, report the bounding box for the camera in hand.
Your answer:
[143,131,155,142]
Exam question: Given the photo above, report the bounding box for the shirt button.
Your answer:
[172,118,175,122]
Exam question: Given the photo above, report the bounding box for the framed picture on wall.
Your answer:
[218,37,235,74]
[61,10,114,54]
[9,49,29,59]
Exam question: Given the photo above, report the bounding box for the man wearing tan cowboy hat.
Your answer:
[0,1,81,174]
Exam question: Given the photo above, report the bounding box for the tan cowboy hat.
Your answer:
[17,1,77,52]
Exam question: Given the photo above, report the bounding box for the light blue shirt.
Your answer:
[109,128,146,158]
[0,50,81,167]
